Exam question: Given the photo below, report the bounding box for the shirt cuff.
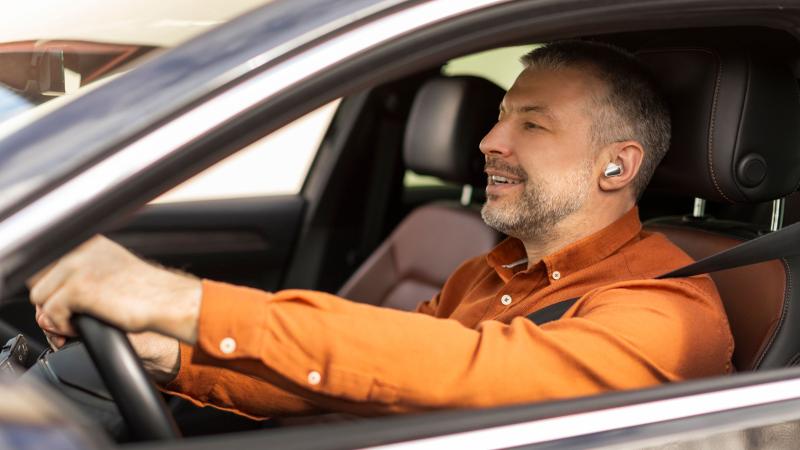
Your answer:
[194,279,270,361]
[160,341,214,407]
[163,280,270,400]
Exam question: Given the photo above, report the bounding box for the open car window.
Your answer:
[405,44,536,189]
[150,99,340,203]
[152,45,539,203]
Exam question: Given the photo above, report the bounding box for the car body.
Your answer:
[2,0,800,448]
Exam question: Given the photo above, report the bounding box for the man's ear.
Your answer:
[598,141,644,194]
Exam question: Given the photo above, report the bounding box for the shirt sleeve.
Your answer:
[177,277,731,416]
[162,341,320,419]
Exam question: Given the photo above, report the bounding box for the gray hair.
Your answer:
[521,41,671,199]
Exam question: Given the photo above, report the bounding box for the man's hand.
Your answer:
[36,303,181,385]
[28,235,202,345]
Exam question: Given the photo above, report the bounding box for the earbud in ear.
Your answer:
[604,162,623,177]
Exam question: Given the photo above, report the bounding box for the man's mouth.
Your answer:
[489,175,522,185]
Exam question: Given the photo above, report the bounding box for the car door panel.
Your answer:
[0,195,305,347]
[108,195,305,291]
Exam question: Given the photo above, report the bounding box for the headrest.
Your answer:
[640,44,800,203]
[404,76,505,186]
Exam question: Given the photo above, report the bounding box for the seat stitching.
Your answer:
[636,47,731,202]
[707,50,733,203]
[753,257,791,369]
[729,51,752,201]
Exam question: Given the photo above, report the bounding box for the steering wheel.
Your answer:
[73,314,181,440]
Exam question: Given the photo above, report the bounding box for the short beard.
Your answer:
[481,159,593,242]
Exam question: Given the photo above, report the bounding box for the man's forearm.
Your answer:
[150,270,202,345]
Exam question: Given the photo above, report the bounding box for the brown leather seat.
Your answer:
[338,77,504,310]
[636,39,800,370]
[645,222,791,370]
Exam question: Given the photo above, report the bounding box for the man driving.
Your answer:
[29,41,733,417]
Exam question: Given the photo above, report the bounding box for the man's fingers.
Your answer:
[43,331,66,350]
[29,259,73,307]
[37,305,71,350]
[27,235,106,290]
[35,305,55,333]
[40,288,78,337]
[36,310,57,334]
[26,260,56,289]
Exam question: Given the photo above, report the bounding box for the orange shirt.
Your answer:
[163,208,733,418]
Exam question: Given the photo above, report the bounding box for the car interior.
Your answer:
[2,21,800,443]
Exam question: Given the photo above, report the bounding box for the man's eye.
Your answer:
[523,122,539,130]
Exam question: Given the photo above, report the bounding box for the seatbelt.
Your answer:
[527,220,800,326]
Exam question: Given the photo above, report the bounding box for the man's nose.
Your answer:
[479,121,512,157]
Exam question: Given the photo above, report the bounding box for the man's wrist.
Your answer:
[152,271,202,344]
[145,336,181,386]
[128,331,182,386]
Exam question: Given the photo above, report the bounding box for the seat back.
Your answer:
[638,38,800,370]
[645,221,800,370]
[338,77,504,310]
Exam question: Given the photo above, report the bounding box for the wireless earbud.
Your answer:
[604,162,623,177]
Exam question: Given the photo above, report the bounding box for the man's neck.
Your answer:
[521,201,634,269]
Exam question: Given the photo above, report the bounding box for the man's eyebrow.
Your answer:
[520,104,555,119]
[499,104,556,120]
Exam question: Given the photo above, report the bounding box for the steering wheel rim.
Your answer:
[73,314,181,440]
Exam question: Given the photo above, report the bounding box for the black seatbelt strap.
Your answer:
[527,298,580,325]
[654,220,800,278]
[527,220,800,326]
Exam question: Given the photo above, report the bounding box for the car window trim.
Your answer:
[365,375,800,449]
[136,367,800,450]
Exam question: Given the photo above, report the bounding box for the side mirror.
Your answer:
[27,48,66,96]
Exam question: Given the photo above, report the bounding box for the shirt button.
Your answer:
[552,271,561,280]
[219,337,237,354]
[308,371,322,385]
[500,294,512,306]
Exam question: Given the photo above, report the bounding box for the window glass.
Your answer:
[151,100,339,203]
[443,44,538,90]
[403,170,455,188]
[404,44,538,188]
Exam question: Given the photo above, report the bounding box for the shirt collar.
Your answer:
[486,207,643,282]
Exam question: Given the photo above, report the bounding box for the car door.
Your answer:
[4,0,800,449]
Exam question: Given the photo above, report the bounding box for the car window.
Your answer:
[443,44,538,90]
[151,99,340,203]
[404,44,537,188]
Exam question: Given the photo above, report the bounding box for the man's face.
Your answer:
[479,66,602,240]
